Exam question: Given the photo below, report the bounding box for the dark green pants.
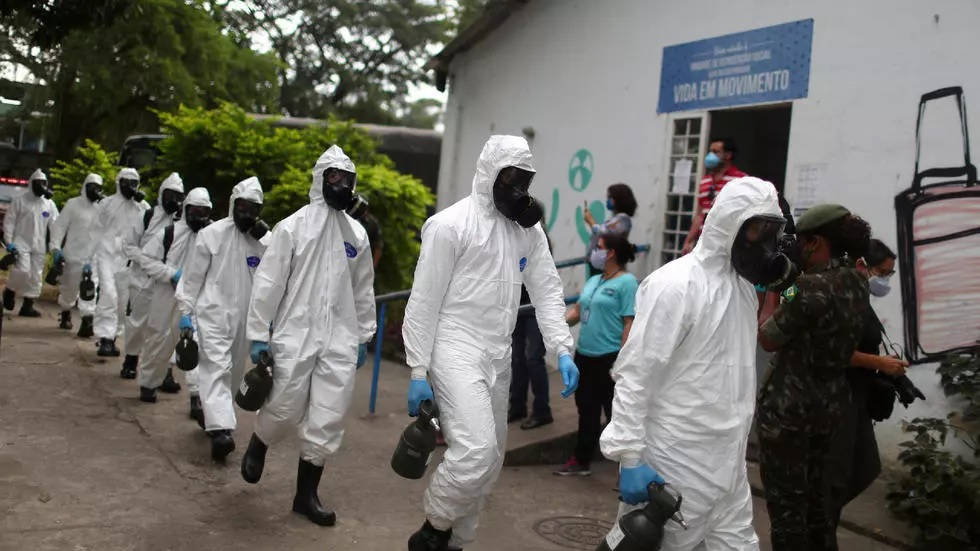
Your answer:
[758,423,839,551]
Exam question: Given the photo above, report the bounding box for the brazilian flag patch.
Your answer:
[781,285,798,302]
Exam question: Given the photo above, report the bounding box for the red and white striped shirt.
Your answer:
[698,166,747,212]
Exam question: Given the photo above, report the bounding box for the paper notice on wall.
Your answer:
[672,159,693,194]
[791,163,826,218]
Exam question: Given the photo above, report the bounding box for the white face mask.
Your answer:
[590,248,608,270]
[869,275,891,297]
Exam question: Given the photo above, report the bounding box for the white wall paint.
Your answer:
[438,0,980,465]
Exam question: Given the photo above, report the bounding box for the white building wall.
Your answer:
[437,0,980,465]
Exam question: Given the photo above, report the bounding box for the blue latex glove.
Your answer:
[250,341,270,364]
[558,354,580,398]
[82,263,92,275]
[179,314,194,333]
[5,243,16,253]
[620,464,666,505]
[356,343,367,368]
[53,249,63,264]
[171,269,182,284]
[407,378,434,417]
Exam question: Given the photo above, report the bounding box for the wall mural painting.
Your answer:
[896,86,980,363]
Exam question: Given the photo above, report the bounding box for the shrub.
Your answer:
[48,139,120,207]
[887,353,980,550]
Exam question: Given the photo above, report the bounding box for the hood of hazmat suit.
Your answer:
[176,177,269,432]
[3,169,58,253]
[245,146,376,460]
[92,167,150,266]
[401,136,573,548]
[49,174,104,263]
[600,177,781,549]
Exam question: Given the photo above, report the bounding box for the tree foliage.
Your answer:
[48,139,120,207]
[210,0,453,122]
[153,103,433,292]
[0,0,280,158]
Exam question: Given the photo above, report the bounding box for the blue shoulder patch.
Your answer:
[246,256,261,268]
[344,242,357,258]
[519,257,527,272]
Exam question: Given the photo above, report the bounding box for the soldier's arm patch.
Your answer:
[781,284,798,302]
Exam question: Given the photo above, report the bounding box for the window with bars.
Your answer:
[661,116,705,265]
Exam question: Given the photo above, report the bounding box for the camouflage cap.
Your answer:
[795,204,850,234]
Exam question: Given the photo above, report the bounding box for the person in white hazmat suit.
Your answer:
[49,173,104,336]
[92,168,150,357]
[119,172,185,388]
[402,135,580,551]
[175,176,271,461]
[2,169,58,317]
[133,187,211,406]
[599,178,794,551]
[240,146,375,527]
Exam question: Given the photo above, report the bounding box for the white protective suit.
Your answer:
[92,168,150,341]
[176,177,269,431]
[599,178,782,551]
[135,187,211,391]
[49,173,103,315]
[402,135,574,548]
[246,146,376,465]
[124,172,184,357]
[4,169,58,299]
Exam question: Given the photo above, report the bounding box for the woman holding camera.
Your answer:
[756,204,872,551]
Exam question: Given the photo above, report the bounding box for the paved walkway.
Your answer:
[0,297,905,550]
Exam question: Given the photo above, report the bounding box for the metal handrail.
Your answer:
[368,244,650,413]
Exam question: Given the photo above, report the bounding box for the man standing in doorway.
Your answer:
[682,138,746,255]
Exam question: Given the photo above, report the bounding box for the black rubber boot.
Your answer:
[59,310,72,330]
[291,459,336,526]
[139,386,157,403]
[18,297,41,317]
[407,520,453,551]
[119,354,138,378]
[189,395,205,429]
[98,338,121,357]
[158,368,181,394]
[210,430,235,461]
[2,288,14,311]
[240,433,268,484]
[76,315,94,338]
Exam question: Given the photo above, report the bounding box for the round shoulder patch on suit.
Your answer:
[344,242,357,258]
[246,256,261,268]
[519,257,528,272]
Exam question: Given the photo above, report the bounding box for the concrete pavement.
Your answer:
[0,298,902,550]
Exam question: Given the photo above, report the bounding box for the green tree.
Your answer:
[0,0,280,158]
[48,139,120,207]
[211,0,453,122]
[153,103,434,292]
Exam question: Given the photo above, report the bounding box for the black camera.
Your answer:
[894,375,926,407]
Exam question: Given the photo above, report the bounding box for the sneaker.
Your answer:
[553,458,591,476]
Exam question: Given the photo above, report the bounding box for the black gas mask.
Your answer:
[160,188,184,215]
[321,166,368,219]
[731,216,800,291]
[119,178,141,201]
[233,198,269,239]
[184,204,212,233]
[31,178,52,199]
[85,183,104,203]
[492,166,543,228]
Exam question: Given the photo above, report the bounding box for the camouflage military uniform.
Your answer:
[757,258,869,551]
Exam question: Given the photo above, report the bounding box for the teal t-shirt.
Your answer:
[577,272,639,357]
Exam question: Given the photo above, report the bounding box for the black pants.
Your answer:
[573,351,617,465]
[759,424,838,551]
[509,315,551,419]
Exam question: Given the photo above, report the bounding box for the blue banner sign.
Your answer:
[657,19,814,113]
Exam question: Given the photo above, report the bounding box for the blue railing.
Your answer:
[368,244,650,413]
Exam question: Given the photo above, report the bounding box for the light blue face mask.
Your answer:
[590,248,608,270]
[704,152,721,170]
[869,275,892,297]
